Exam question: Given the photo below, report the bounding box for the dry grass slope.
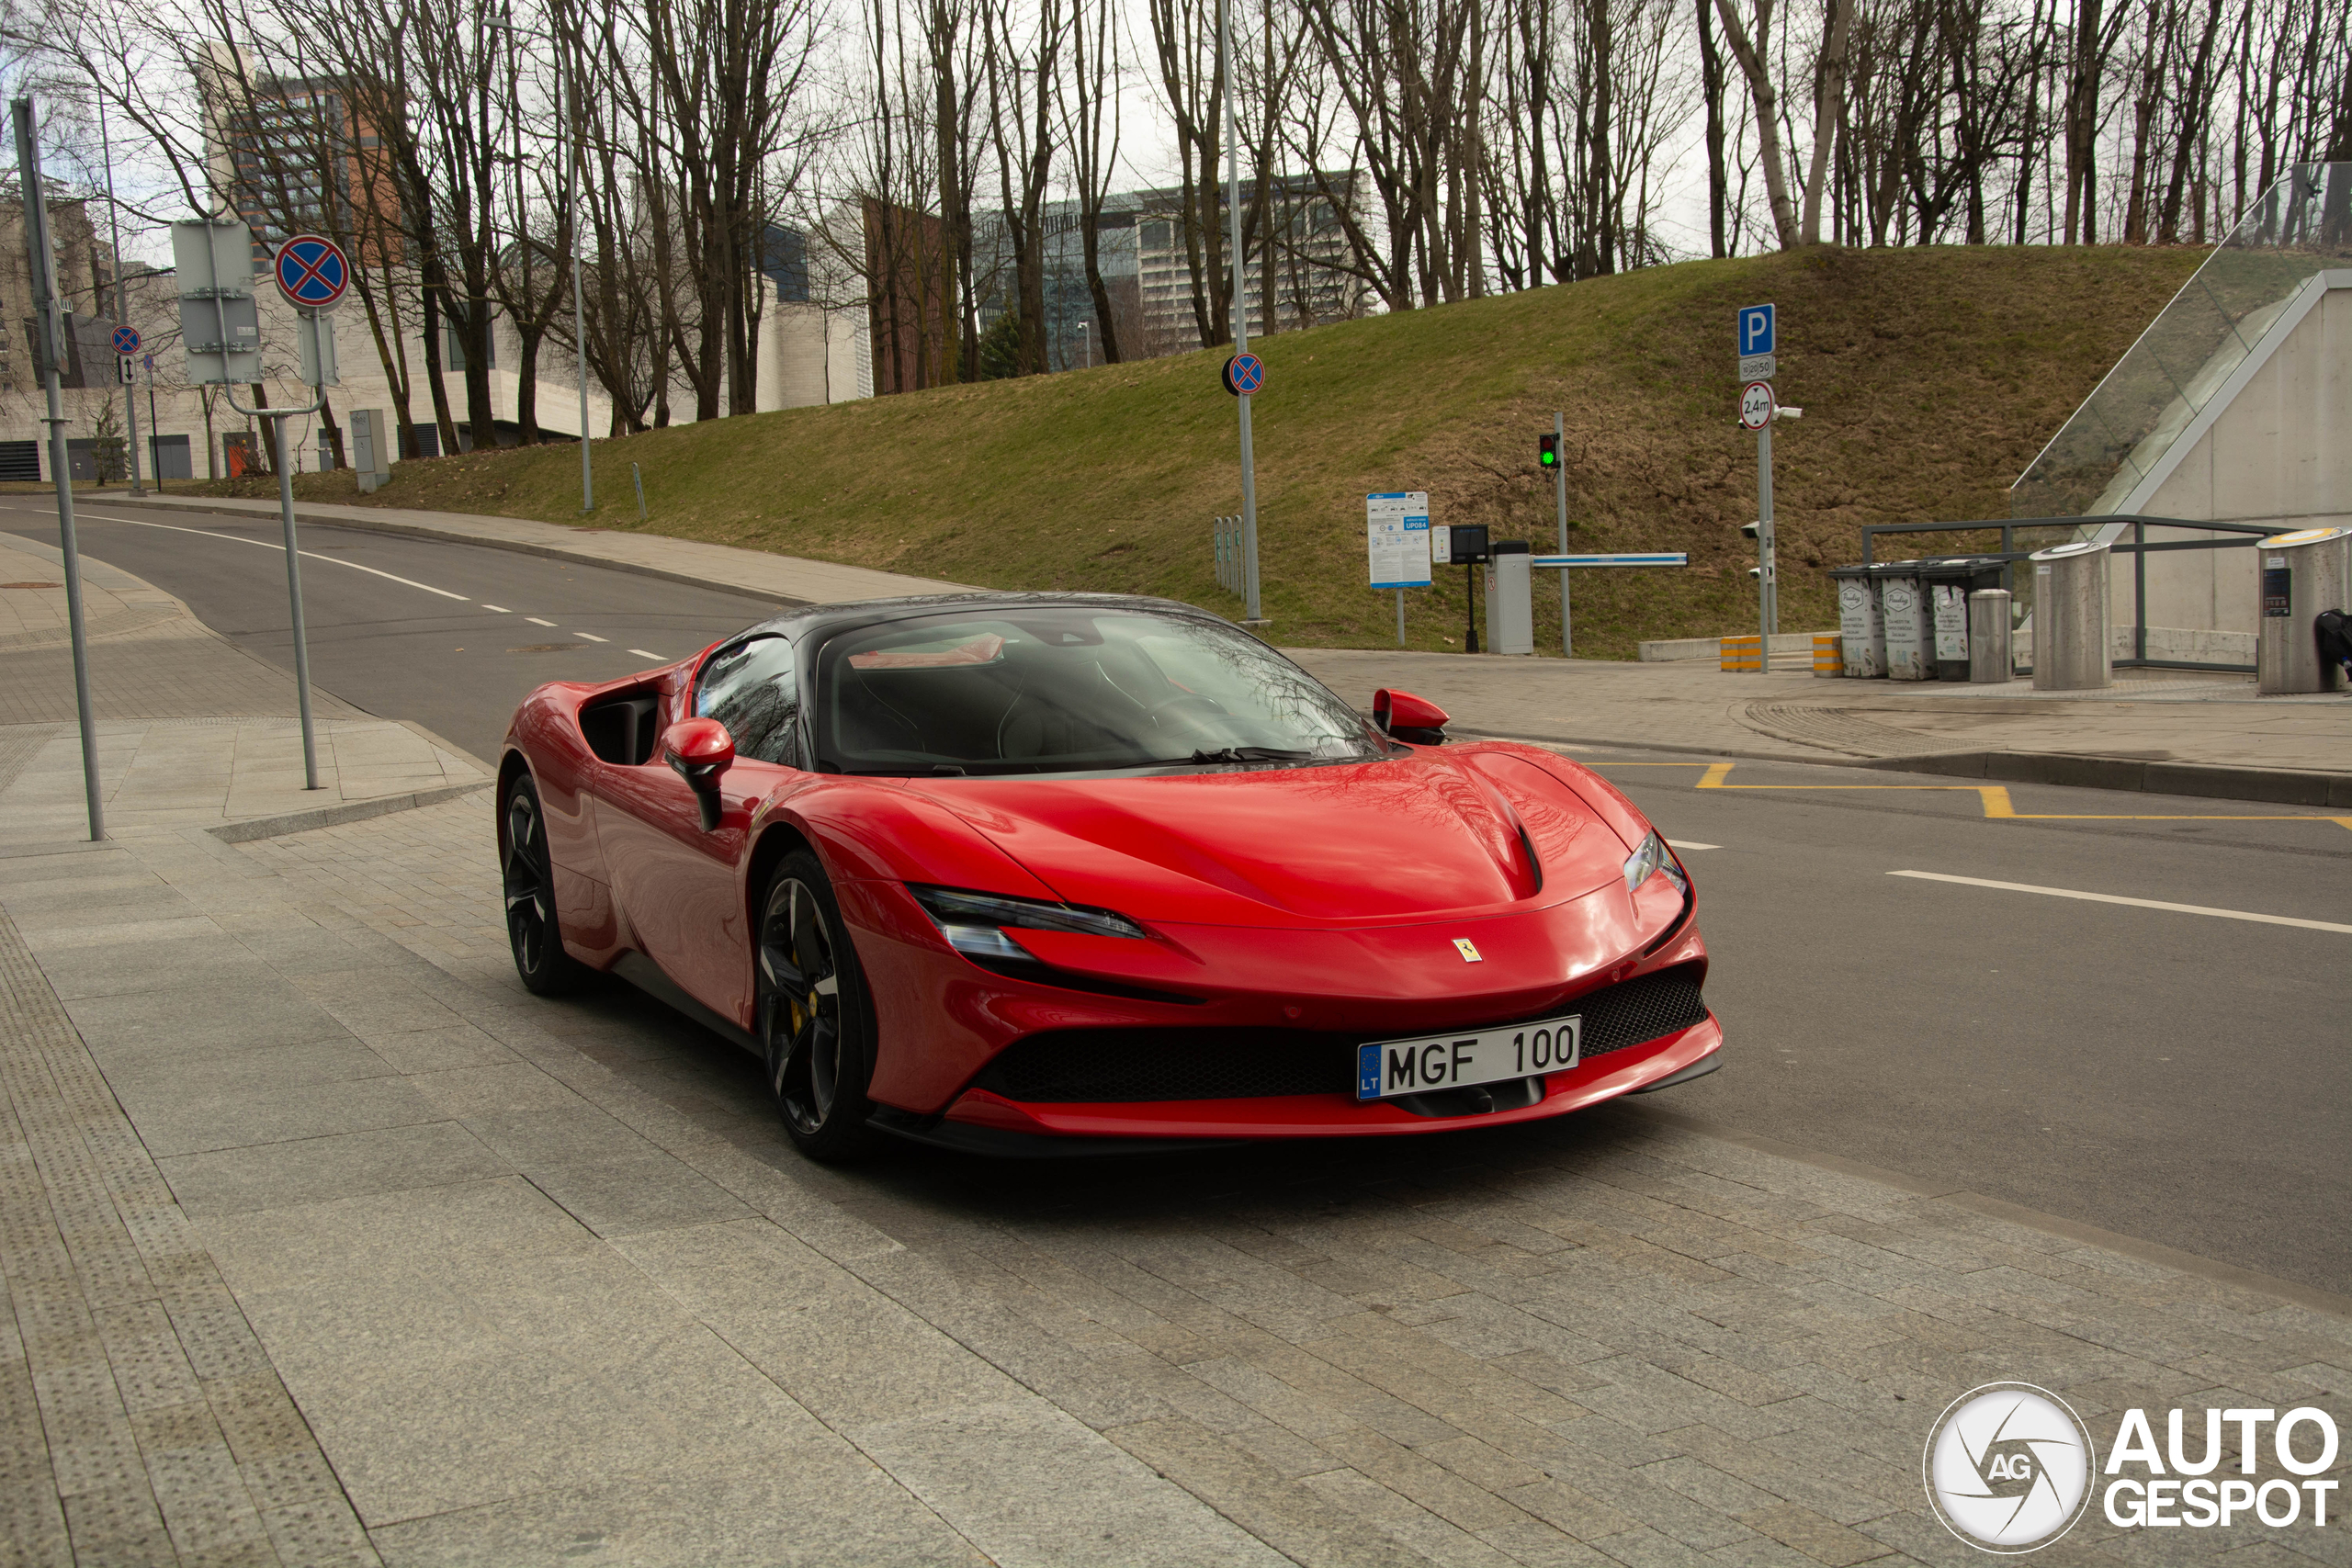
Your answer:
[197,243,2201,658]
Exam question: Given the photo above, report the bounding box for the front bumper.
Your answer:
[869,1016,1722,1154]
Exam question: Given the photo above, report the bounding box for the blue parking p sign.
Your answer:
[1738,303,1775,357]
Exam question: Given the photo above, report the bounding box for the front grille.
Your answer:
[969,963,1710,1103]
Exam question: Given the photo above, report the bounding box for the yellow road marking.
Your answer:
[1683,761,2352,831]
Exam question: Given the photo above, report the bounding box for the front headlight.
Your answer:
[1622,831,1688,895]
[908,884,1147,964]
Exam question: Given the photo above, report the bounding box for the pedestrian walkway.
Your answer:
[1288,649,2352,787]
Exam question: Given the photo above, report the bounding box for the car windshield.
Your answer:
[811,606,1385,775]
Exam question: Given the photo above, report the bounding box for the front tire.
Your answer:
[756,851,879,1162]
[503,773,592,996]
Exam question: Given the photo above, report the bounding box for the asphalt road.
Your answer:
[9,504,2346,1294]
[1583,750,2350,1295]
[0,502,783,763]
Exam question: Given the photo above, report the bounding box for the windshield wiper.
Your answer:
[1185,746,1317,764]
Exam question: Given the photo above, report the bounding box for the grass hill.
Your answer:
[200,243,2203,658]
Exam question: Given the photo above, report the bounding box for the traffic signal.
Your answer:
[1538,433,1560,472]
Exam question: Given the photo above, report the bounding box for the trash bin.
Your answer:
[1875,563,1934,681]
[2256,525,2352,694]
[1916,557,2008,682]
[1483,540,1533,656]
[1967,588,2014,683]
[1828,565,1884,678]
[2030,540,2111,691]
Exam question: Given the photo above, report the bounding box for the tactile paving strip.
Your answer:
[0,907,382,1565]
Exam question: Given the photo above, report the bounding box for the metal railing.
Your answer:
[1212,514,1245,594]
[2011,162,2352,518]
[1859,513,2271,672]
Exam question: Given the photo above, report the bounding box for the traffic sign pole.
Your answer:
[1769,415,1778,667]
[1220,0,1261,625]
[1738,304,1780,673]
[16,96,104,840]
[229,231,355,792]
[1555,411,1570,658]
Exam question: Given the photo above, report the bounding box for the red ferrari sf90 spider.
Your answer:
[499,593,1720,1159]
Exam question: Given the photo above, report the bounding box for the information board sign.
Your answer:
[1366,491,1431,589]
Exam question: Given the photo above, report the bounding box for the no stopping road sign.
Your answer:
[274,234,350,310]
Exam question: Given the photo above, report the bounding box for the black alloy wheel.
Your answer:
[503,773,590,996]
[756,852,878,1161]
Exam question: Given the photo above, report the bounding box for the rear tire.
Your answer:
[503,773,592,997]
[755,851,880,1162]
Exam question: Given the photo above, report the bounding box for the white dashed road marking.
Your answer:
[628,650,666,661]
[481,604,510,613]
[574,632,607,643]
[1889,870,2352,935]
[74,513,469,600]
[526,616,556,626]
[1671,841,1721,852]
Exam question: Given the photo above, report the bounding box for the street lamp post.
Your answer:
[493,18,591,512]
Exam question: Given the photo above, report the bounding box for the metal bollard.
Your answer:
[2030,541,2112,691]
[2256,526,2351,694]
[1967,588,2013,682]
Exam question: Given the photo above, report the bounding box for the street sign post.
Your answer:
[171,220,262,384]
[1739,300,1781,670]
[231,233,356,790]
[1367,491,1431,645]
[15,95,104,840]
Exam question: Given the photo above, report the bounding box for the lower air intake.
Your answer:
[969,964,1710,1103]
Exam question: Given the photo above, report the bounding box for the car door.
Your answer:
[590,636,802,1025]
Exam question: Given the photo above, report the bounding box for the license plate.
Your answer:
[1354,1014,1581,1100]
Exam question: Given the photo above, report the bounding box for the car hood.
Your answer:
[903,746,1634,928]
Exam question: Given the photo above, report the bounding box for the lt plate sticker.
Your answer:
[1356,1014,1582,1100]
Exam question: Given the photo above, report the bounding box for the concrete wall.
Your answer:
[2107,277,2352,634]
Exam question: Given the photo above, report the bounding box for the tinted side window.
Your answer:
[695,637,801,766]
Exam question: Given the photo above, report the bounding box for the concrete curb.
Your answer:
[83,495,818,606]
[1855,749,2352,807]
[1459,728,2352,808]
[208,779,493,844]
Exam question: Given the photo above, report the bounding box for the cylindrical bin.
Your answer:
[2030,540,2112,691]
[1967,589,2014,683]
[1917,557,2008,682]
[1828,564,1885,677]
[2257,525,2352,694]
[1483,540,1534,655]
[1875,563,1934,681]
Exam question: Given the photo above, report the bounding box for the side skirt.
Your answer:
[610,951,760,1055]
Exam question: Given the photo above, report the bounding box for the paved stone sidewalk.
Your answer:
[3,786,2345,1566]
[1288,650,2352,779]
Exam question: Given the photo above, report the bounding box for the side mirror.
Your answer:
[1373,688,1449,746]
[662,718,735,830]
